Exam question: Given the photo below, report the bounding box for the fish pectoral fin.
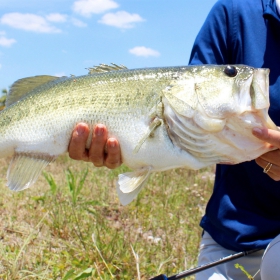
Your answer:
[116,167,152,205]
[133,117,163,153]
[7,152,56,191]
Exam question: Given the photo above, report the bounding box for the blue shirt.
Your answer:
[189,0,280,251]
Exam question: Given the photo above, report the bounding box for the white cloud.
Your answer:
[71,18,87,27]
[54,72,66,77]
[46,13,68,23]
[0,13,61,33]
[99,11,144,29]
[72,0,118,17]
[129,46,160,57]
[0,36,16,47]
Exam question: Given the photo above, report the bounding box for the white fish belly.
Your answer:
[115,115,210,172]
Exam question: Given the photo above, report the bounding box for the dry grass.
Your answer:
[0,155,214,279]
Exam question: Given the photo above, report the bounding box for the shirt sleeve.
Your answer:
[189,0,234,65]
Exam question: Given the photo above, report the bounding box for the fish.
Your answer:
[0,64,277,205]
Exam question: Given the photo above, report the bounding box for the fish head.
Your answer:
[164,64,273,128]
[187,64,270,119]
[163,64,277,166]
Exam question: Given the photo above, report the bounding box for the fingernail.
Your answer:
[108,138,116,148]
[252,127,263,136]
[95,125,104,136]
[77,125,85,135]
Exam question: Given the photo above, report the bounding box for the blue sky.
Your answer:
[0,0,217,91]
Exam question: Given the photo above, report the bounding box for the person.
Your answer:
[188,0,280,279]
[68,0,280,278]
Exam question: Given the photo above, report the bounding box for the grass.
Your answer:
[0,155,215,279]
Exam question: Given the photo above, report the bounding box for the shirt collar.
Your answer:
[263,0,280,22]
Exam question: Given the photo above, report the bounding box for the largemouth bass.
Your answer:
[1,64,277,205]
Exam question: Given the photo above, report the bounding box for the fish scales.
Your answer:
[1,67,181,156]
[0,64,278,205]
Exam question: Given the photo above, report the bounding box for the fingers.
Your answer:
[88,124,107,167]
[252,127,280,149]
[104,138,122,169]
[68,123,90,161]
[88,125,122,168]
[257,149,280,165]
[255,156,280,181]
[253,127,280,180]
[69,123,122,169]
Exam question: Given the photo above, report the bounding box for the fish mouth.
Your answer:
[238,67,270,114]
[250,68,278,130]
[251,68,270,110]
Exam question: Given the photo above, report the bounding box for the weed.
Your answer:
[0,156,215,279]
[66,168,88,207]
[235,263,260,280]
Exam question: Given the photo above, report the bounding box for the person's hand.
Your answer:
[68,123,122,169]
[252,127,280,181]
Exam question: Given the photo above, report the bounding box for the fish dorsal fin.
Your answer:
[7,75,60,106]
[88,63,127,74]
[7,152,55,191]
[116,167,152,205]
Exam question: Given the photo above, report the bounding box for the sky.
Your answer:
[0,0,217,92]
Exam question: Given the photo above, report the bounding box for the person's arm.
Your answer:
[68,123,122,169]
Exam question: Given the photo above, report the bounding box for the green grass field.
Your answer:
[0,155,215,280]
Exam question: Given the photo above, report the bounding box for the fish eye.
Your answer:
[224,65,238,77]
